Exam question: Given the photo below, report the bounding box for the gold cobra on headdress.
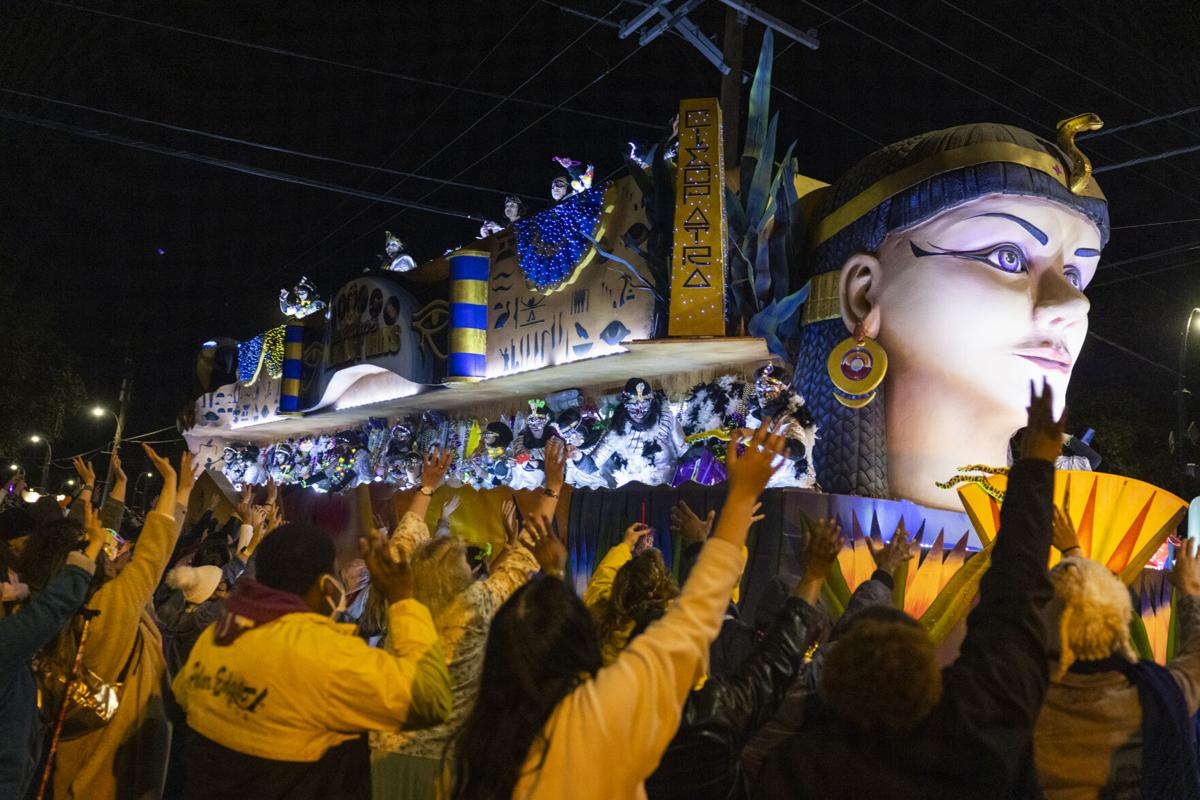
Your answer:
[1055,113,1104,194]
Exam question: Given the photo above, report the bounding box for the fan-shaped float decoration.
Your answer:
[957,470,1186,584]
[1130,569,1176,665]
[820,502,989,644]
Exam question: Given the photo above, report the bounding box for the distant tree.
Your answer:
[0,294,87,456]
[1068,388,1176,490]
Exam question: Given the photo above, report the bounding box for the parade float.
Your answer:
[180,32,1186,654]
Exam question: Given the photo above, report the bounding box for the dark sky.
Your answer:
[3,0,1199,482]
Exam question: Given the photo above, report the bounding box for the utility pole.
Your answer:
[719,7,747,158]
[101,369,132,503]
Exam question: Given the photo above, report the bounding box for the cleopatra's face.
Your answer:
[871,193,1100,424]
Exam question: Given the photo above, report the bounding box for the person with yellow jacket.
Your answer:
[172,514,452,800]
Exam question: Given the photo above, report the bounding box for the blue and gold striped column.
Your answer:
[279,322,305,414]
[447,250,490,382]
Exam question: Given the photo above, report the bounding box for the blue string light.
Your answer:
[513,185,606,289]
[237,335,264,383]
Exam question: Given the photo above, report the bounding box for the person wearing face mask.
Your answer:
[171,521,453,800]
[579,378,687,487]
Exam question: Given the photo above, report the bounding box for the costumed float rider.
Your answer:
[479,195,526,238]
[554,408,608,489]
[464,422,515,490]
[374,231,417,273]
[745,364,817,489]
[510,400,557,490]
[673,367,817,488]
[790,115,1108,509]
[578,378,685,488]
[279,276,326,319]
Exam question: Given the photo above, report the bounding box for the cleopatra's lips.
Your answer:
[1014,348,1072,374]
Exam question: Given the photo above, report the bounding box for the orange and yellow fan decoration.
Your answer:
[820,511,994,644]
[957,470,1186,584]
[1129,569,1177,665]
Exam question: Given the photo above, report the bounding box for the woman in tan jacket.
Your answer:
[51,445,193,799]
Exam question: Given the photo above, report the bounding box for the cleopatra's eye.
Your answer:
[1064,266,1084,290]
[984,244,1027,273]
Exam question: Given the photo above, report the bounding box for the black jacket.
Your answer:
[644,595,824,800]
[756,458,1055,800]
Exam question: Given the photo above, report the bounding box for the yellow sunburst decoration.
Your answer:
[957,471,1186,584]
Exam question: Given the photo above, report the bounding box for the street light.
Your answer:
[28,434,51,490]
[90,404,125,503]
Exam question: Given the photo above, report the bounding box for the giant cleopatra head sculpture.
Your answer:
[795,116,1108,508]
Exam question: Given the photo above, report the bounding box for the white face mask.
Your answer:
[319,574,347,620]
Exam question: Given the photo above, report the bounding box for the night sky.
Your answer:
[3,0,1199,485]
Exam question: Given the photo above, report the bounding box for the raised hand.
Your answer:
[236,484,253,523]
[72,456,96,488]
[359,528,413,604]
[1053,507,1081,555]
[543,437,567,492]
[725,419,787,499]
[670,500,714,546]
[441,493,461,521]
[82,500,106,562]
[111,449,127,486]
[176,450,196,506]
[1021,379,1068,463]
[421,448,454,491]
[867,519,919,576]
[803,518,844,578]
[623,522,652,551]
[522,513,567,577]
[794,517,844,603]
[501,497,519,545]
[143,444,177,512]
[264,477,278,509]
[1171,537,1200,597]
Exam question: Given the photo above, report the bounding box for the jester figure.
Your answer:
[510,400,557,490]
[579,378,685,488]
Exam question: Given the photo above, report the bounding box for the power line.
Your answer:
[282,3,542,258]
[1094,142,1200,175]
[308,21,644,274]
[941,0,1200,139]
[37,0,661,132]
[0,86,544,203]
[1086,331,1176,375]
[1079,105,1200,140]
[275,1,627,277]
[1114,217,1200,231]
[0,108,488,221]
[857,0,1200,212]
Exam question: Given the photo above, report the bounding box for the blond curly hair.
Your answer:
[1049,555,1137,676]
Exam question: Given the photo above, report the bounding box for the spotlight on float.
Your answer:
[91,406,107,418]
[29,434,41,443]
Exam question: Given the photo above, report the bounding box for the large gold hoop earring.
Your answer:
[827,323,888,408]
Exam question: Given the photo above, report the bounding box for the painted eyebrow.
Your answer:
[1074,248,1101,257]
[970,212,1048,245]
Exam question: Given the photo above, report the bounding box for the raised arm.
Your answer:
[582,524,648,608]
[569,423,786,780]
[946,381,1061,729]
[404,448,453,522]
[1166,539,1200,714]
[0,508,103,671]
[322,528,451,730]
[704,518,842,747]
